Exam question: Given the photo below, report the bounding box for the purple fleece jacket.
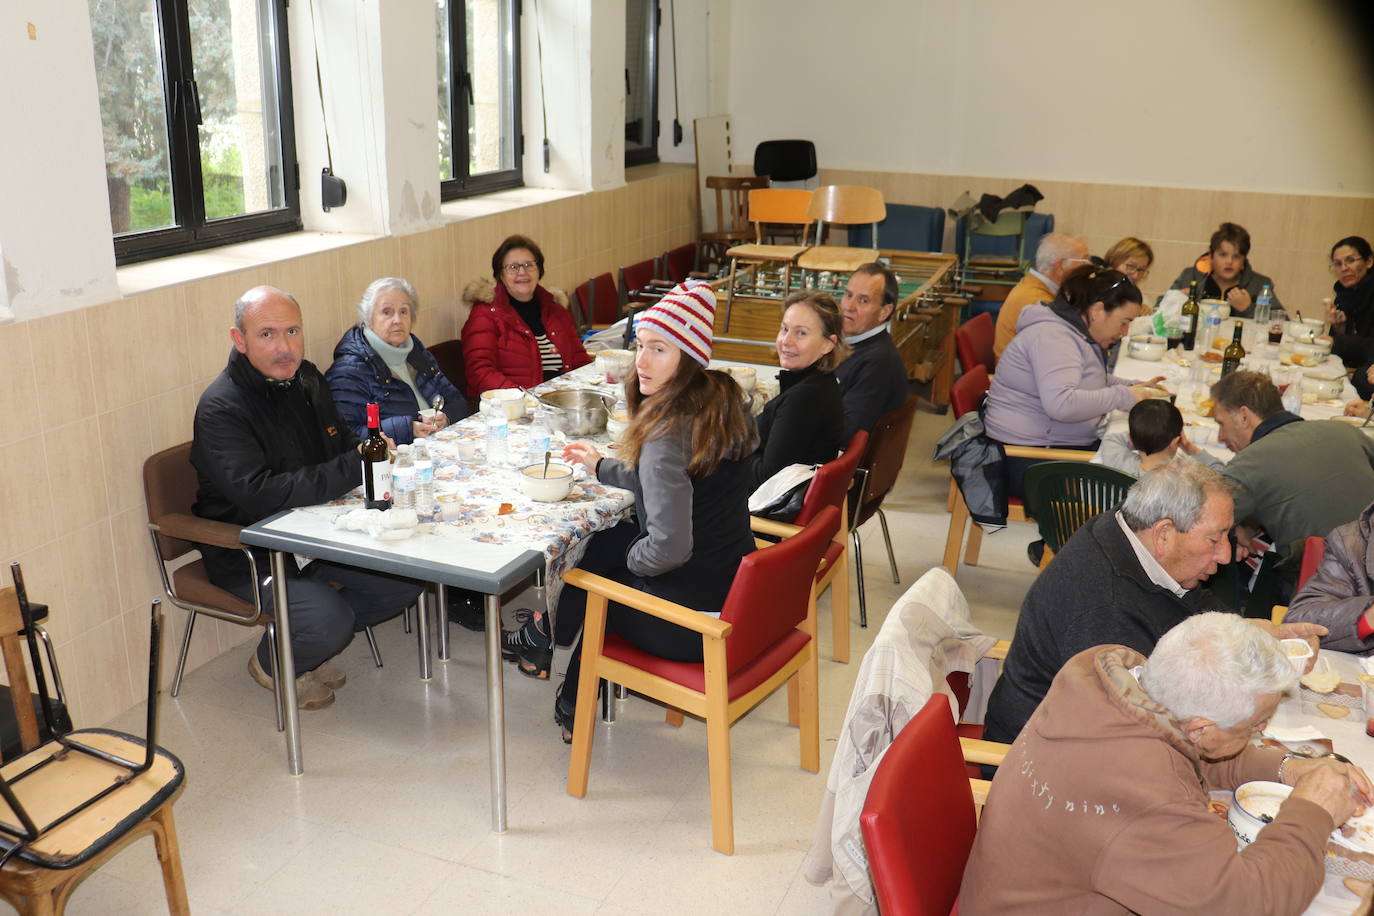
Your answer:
[983,303,1137,446]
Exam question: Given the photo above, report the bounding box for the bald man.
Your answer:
[993,233,1091,359]
[191,286,421,709]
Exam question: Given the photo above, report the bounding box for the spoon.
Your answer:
[542,450,551,479]
[431,393,445,414]
[520,386,564,412]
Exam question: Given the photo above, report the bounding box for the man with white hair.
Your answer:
[992,232,1090,359]
[983,460,1324,746]
[961,612,1371,914]
[192,285,423,709]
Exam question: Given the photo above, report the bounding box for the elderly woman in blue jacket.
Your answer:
[326,277,469,444]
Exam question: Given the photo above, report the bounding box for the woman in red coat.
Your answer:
[461,235,592,398]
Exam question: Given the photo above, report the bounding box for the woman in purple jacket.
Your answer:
[985,266,1163,497]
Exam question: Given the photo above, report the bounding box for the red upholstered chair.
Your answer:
[564,505,841,854]
[860,695,981,915]
[663,243,699,283]
[752,431,868,664]
[572,273,620,328]
[955,312,996,374]
[1299,536,1326,589]
[945,365,990,515]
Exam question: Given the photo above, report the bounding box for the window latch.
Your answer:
[463,71,474,105]
[186,78,203,126]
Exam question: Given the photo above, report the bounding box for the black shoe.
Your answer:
[446,589,486,631]
[554,691,576,744]
[1027,539,1046,568]
[501,609,552,679]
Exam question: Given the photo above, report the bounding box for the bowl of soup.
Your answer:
[519,462,575,501]
[1127,335,1167,361]
[1230,780,1291,847]
[595,349,634,384]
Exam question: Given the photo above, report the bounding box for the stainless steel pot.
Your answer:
[539,389,615,436]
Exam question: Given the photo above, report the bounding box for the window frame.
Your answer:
[106,0,301,266]
[624,0,660,168]
[439,0,524,201]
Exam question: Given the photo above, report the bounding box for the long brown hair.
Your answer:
[781,290,850,372]
[618,358,757,476]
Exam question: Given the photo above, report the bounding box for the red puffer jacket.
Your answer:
[460,281,592,399]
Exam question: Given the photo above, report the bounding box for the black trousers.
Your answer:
[556,522,705,701]
[225,560,422,677]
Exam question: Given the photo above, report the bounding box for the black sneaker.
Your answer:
[553,691,576,744]
[501,609,552,679]
[446,588,486,631]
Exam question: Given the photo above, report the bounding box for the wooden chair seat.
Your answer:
[797,246,880,272]
[724,242,810,261]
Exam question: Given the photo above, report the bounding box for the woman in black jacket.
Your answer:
[1327,236,1374,369]
[743,290,849,490]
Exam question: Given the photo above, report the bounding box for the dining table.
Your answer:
[238,357,779,832]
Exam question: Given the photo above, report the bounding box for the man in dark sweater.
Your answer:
[834,263,909,442]
[192,286,422,709]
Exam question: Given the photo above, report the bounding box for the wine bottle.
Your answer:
[361,402,392,510]
[1180,280,1200,350]
[1221,323,1246,377]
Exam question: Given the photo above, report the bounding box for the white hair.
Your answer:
[1034,233,1086,273]
[356,277,419,326]
[1120,459,1232,533]
[1140,612,1296,728]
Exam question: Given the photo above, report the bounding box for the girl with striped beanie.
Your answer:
[500,279,761,742]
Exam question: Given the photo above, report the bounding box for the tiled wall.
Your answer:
[0,164,699,727]
[818,168,1374,308]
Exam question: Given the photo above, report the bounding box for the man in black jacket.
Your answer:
[192,286,421,709]
[834,263,909,442]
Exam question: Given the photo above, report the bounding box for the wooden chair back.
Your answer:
[955,312,996,374]
[807,185,885,227]
[949,366,990,419]
[854,397,918,529]
[747,188,813,242]
[0,587,40,758]
[703,175,769,237]
[428,338,466,392]
[860,695,978,915]
[721,506,838,673]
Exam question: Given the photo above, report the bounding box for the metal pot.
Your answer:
[539,388,615,436]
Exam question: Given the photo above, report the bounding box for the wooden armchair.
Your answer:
[564,505,841,854]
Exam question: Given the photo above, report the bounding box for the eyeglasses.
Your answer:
[503,261,537,275]
[1119,262,1151,280]
[1331,255,1368,271]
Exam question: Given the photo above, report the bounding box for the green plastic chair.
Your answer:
[1022,461,1136,559]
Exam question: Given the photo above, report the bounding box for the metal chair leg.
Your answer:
[364,626,383,667]
[265,621,284,732]
[852,529,868,628]
[600,679,617,723]
[31,623,67,707]
[436,584,450,661]
[403,604,413,634]
[877,508,900,584]
[170,610,198,698]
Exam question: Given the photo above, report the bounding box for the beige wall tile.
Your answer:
[0,323,39,451]
[26,310,96,425]
[85,300,146,414]
[180,269,260,383]
[1,544,69,646]
[98,401,152,517]
[0,436,55,558]
[64,616,133,728]
[135,286,192,395]
[57,519,119,636]
[45,420,109,536]
[111,505,162,616]
[148,385,195,454]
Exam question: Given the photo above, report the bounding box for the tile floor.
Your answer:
[69,405,1041,915]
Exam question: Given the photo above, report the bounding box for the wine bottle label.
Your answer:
[363,457,391,502]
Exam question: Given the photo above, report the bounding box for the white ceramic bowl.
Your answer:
[1291,340,1331,362]
[595,349,634,384]
[1230,781,1291,847]
[1127,335,1167,361]
[1287,318,1325,343]
[481,388,527,420]
[605,407,629,441]
[518,462,575,501]
[1302,370,1345,400]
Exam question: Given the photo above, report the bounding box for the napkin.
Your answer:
[334,507,419,540]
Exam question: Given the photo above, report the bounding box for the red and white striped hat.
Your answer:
[634,279,716,367]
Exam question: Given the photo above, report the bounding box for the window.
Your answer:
[624,0,659,167]
[88,0,299,265]
[438,0,523,199]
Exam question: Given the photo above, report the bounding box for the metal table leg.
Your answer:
[417,586,433,680]
[485,591,507,832]
[269,551,302,775]
[436,583,451,661]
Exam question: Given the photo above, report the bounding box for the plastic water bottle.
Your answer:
[1281,382,1303,415]
[391,445,415,510]
[485,413,509,466]
[526,411,552,466]
[412,438,434,516]
[1254,285,1273,325]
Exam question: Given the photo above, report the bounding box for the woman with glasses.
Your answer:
[325,277,469,444]
[984,267,1164,499]
[1105,237,1154,286]
[1325,236,1374,368]
[1166,222,1281,317]
[461,234,592,398]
